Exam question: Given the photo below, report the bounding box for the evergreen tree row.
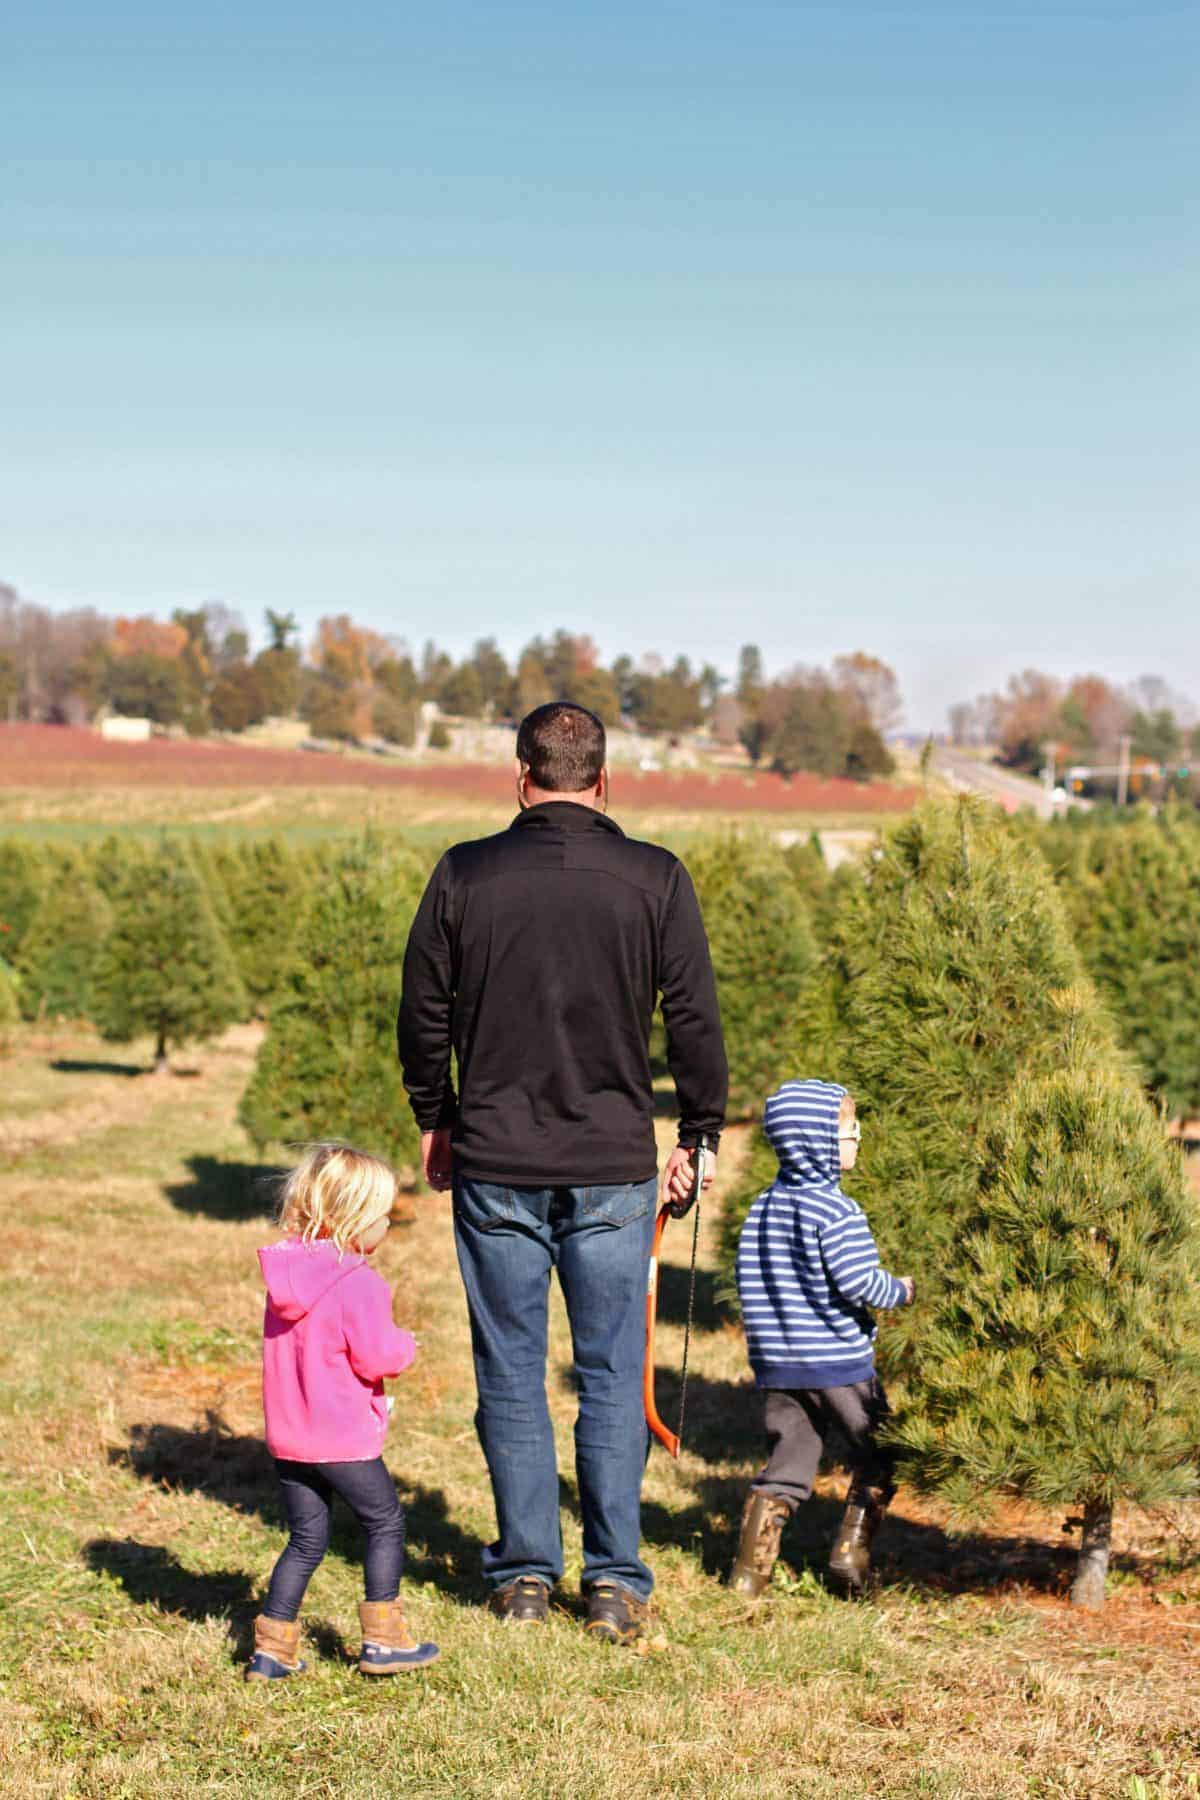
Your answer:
[1040,806,1200,1120]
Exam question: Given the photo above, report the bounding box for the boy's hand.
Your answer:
[899,1276,915,1306]
[421,1128,453,1192]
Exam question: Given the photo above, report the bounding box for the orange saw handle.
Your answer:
[644,1202,680,1458]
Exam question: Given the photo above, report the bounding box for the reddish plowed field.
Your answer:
[0,724,917,812]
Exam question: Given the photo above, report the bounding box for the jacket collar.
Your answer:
[509,801,625,838]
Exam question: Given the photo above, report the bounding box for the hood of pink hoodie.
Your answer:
[258,1238,363,1321]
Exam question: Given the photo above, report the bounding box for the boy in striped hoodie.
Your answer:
[729,1078,914,1597]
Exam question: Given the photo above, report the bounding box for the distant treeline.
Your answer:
[0,581,898,781]
[949,669,1200,798]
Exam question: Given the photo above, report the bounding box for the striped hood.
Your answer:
[763,1079,846,1195]
[735,1077,907,1389]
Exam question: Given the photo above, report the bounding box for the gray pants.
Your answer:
[750,1378,895,1508]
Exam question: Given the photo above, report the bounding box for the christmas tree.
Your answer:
[1047,808,1200,1119]
[17,864,113,1021]
[687,833,819,1120]
[211,836,309,1015]
[89,833,151,903]
[719,799,1120,1343]
[93,840,247,1070]
[897,1029,1200,1607]
[239,840,423,1173]
[0,839,46,958]
[0,957,19,1045]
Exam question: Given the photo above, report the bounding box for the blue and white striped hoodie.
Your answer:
[736,1079,908,1389]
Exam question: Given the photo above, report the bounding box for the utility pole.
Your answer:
[1042,742,1056,816]
[1117,734,1131,808]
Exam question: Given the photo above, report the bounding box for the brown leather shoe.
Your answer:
[488,1576,551,1624]
[583,1581,650,1645]
[727,1492,793,1597]
[827,1481,892,1596]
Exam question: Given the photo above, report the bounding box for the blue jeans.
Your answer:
[263,1457,406,1621]
[452,1176,658,1600]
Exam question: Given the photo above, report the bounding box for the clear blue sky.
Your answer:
[2,2,1196,729]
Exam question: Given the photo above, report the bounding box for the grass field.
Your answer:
[0,723,919,843]
[2,1021,1198,1799]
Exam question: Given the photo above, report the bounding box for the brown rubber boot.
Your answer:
[358,1599,440,1673]
[827,1481,891,1596]
[727,1492,793,1597]
[244,1614,305,1682]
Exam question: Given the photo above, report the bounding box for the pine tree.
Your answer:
[687,834,819,1120]
[896,1035,1200,1607]
[188,840,242,944]
[0,957,19,1046]
[1047,808,1200,1119]
[0,839,46,958]
[90,833,152,904]
[93,840,247,1070]
[719,799,1120,1341]
[212,836,309,1015]
[239,841,422,1173]
[16,865,113,1021]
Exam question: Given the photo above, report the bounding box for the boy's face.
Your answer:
[838,1101,860,1172]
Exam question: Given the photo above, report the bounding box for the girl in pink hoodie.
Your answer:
[246,1143,439,1682]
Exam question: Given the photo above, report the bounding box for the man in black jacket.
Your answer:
[397,701,727,1642]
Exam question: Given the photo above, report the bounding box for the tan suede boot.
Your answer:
[827,1481,891,1596]
[727,1492,793,1597]
[245,1614,305,1682]
[358,1599,440,1673]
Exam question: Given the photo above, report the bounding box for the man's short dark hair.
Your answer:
[516,702,607,792]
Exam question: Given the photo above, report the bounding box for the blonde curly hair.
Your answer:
[277,1142,397,1254]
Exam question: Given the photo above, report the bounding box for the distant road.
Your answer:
[933,747,1089,820]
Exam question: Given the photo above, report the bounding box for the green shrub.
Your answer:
[0,840,45,957]
[93,840,247,1070]
[719,800,1122,1339]
[0,958,19,1046]
[1046,808,1200,1118]
[17,867,112,1021]
[687,834,819,1121]
[213,836,309,1016]
[898,1051,1200,1606]
[240,841,423,1174]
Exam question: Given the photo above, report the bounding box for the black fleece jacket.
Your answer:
[396,801,728,1186]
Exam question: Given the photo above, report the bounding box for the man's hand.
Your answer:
[662,1143,716,1210]
[421,1128,454,1193]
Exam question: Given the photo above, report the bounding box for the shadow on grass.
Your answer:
[51,1057,145,1078]
[83,1538,349,1664]
[652,1260,729,1332]
[165,1156,287,1222]
[109,1414,485,1606]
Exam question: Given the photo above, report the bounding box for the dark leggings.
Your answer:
[262,1457,406,1622]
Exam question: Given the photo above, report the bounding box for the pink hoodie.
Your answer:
[258,1238,417,1463]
